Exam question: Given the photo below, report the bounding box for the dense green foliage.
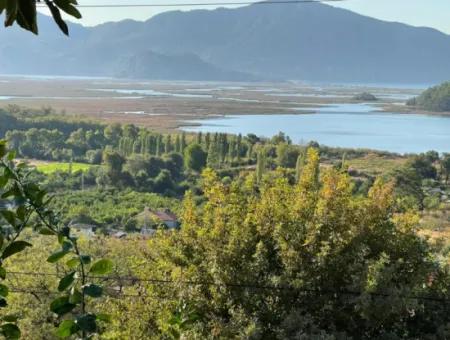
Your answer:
[407,82,450,112]
[51,189,179,229]
[1,106,450,337]
[0,149,448,339]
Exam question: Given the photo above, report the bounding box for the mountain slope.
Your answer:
[1,3,450,83]
[116,50,260,81]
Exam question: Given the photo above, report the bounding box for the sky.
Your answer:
[38,0,450,34]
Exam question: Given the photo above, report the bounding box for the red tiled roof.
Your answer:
[152,210,178,222]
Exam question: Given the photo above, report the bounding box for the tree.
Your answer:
[104,124,122,145]
[256,150,266,184]
[111,148,449,339]
[207,141,221,169]
[295,152,305,183]
[184,144,206,172]
[276,143,299,168]
[408,154,437,179]
[165,135,172,154]
[104,151,125,180]
[164,152,184,179]
[407,81,450,112]
[441,153,450,184]
[0,0,82,35]
[180,132,187,153]
[122,124,138,139]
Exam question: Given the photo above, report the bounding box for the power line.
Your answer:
[36,0,346,8]
[7,271,450,303]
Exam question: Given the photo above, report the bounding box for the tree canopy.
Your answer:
[407,81,450,112]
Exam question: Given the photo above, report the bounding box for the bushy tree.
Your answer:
[184,144,207,172]
[99,148,449,339]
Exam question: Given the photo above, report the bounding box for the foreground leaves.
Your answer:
[2,0,82,35]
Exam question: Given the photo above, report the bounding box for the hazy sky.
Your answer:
[39,0,450,34]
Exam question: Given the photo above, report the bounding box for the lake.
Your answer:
[182,104,450,154]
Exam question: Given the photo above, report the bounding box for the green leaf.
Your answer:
[16,205,27,221]
[47,250,69,263]
[58,271,76,292]
[0,141,6,157]
[39,227,56,236]
[0,284,9,298]
[56,320,79,338]
[0,210,16,227]
[2,241,32,260]
[1,323,20,340]
[6,151,15,161]
[2,314,19,322]
[76,314,97,333]
[46,0,69,35]
[69,288,82,304]
[66,257,79,269]
[80,255,91,265]
[83,284,103,298]
[16,0,38,34]
[4,0,18,27]
[96,313,111,323]
[54,0,82,19]
[0,267,6,280]
[50,296,76,316]
[89,259,113,275]
[2,314,18,323]
[61,240,73,252]
[0,176,8,189]
[0,298,7,307]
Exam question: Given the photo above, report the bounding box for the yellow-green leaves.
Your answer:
[56,320,78,338]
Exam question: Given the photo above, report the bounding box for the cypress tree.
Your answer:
[181,132,187,153]
[197,132,203,145]
[205,132,211,150]
[256,151,266,184]
[165,135,172,154]
[295,153,305,183]
[175,135,181,153]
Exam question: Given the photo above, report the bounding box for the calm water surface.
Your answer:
[182,104,450,154]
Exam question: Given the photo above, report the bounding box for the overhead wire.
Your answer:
[6,271,450,303]
[36,0,346,8]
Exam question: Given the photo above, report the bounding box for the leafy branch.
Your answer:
[0,0,82,35]
[0,140,112,339]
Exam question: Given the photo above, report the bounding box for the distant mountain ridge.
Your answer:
[1,2,450,83]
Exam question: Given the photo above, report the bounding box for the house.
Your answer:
[136,207,180,230]
[70,223,97,237]
[141,226,156,237]
[113,231,128,239]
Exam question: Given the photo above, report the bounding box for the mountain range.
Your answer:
[1,2,450,83]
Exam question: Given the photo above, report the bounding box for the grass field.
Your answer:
[347,154,408,175]
[35,162,92,174]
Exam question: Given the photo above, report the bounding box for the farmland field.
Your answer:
[33,161,93,174]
